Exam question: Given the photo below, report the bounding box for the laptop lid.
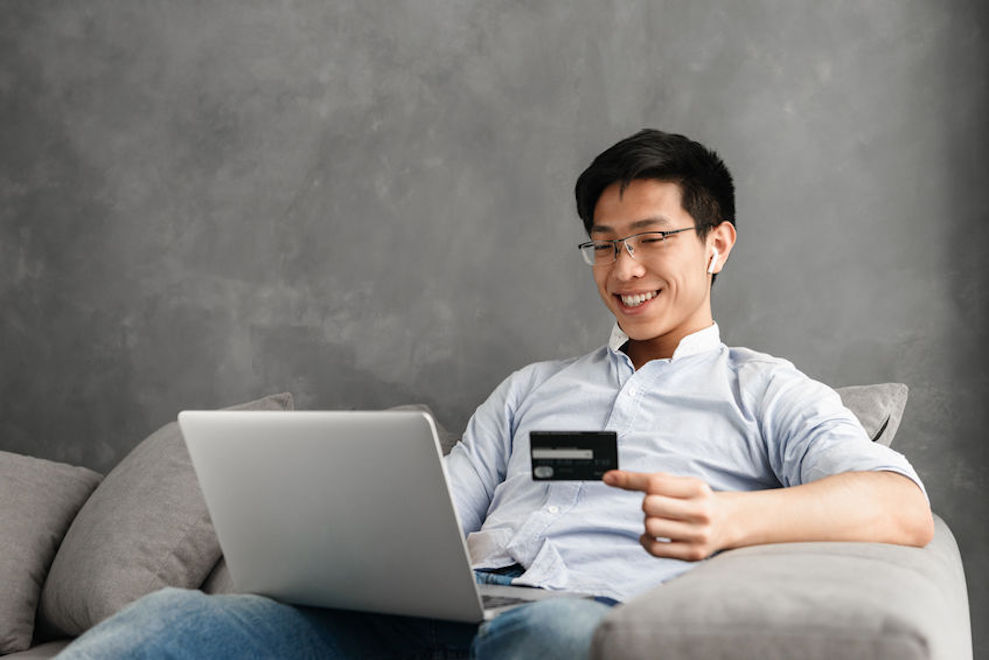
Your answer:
[178,410,487,623]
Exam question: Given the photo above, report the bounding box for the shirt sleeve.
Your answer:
[442,368,524,536]
[755,361,928,501]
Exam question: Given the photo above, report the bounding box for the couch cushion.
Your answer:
[37,393,293,638]
[835,383,908,446]
[0,453,101,654]
[591,515,970,660]
[199,556,236,595]
[1,639,72,659]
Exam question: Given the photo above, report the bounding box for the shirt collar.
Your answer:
[608,322,722,360]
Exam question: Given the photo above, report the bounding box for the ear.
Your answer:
[706,222,737,274]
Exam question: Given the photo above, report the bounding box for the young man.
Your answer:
[60,129,932,659]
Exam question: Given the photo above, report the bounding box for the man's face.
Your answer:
[590,179,718,357]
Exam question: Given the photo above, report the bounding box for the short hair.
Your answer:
[574,129,735,239]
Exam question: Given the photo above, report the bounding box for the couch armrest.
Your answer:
[591,514,971,660]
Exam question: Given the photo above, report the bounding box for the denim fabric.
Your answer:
[472,598,613,659]
[473,563,525,585]
[57,578,614,659]
[56,587,473,659]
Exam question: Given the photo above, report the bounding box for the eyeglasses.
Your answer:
[577,227,697,266]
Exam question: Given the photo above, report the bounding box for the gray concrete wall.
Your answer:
[2,0,986,653]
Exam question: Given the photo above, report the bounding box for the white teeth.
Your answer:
[620,291,658,307]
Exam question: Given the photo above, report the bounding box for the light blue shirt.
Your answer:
[443,323,924,603]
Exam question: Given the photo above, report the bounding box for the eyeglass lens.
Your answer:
[580,232,671,265]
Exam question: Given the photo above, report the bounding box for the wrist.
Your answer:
[714,490,747,551]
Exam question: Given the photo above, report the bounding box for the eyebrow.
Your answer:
[589,216,675,235]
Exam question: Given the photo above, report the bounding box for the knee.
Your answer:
[118,587,210,623]
[138,587,206,608]
[59,589,215,658]
[472,598,613,660]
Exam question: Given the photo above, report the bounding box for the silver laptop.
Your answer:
[178,409,588,622]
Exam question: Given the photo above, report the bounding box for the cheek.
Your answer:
[656,264,699,296]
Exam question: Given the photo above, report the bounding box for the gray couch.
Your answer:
[0,388,972,659]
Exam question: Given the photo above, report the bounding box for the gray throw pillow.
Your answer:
[0,452,101,654]
[835,383,908,447]
[37,393,293,638]
[199,555,237,595]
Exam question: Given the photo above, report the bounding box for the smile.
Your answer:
[617,290,659,307]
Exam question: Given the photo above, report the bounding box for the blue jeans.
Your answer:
[57,570,615,659]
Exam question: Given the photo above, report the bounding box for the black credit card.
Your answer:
[529,431,618,481]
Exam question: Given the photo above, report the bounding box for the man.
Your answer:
[60,129,932,659]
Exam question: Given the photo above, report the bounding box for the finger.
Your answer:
[641,494,703,521]
[644,516,709,544]
[605,470,711,498]
[639,534,711,562]
[602,470,666,493]
[644,473,712,498]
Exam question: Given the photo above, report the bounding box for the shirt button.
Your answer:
[547,505,559,514]
[627,386,637,397]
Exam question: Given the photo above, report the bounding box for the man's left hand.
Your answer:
[603,470,730,561]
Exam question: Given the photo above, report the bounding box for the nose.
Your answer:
[611,241,645,279]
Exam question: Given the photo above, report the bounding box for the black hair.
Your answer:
[574,129,735,240]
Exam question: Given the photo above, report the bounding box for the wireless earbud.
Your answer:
[707,249,719,274]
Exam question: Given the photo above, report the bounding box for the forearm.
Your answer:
[716,470,934,550]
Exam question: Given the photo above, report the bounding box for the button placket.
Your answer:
[546,481,578,511]
[607,371,645,433]
[511,481,576,561]
[540,482,578,526]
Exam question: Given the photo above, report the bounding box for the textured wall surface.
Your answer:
[2,0,986,653]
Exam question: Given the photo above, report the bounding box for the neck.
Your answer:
[622,318,714,369]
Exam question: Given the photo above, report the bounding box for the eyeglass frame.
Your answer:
[576,226,698,266]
